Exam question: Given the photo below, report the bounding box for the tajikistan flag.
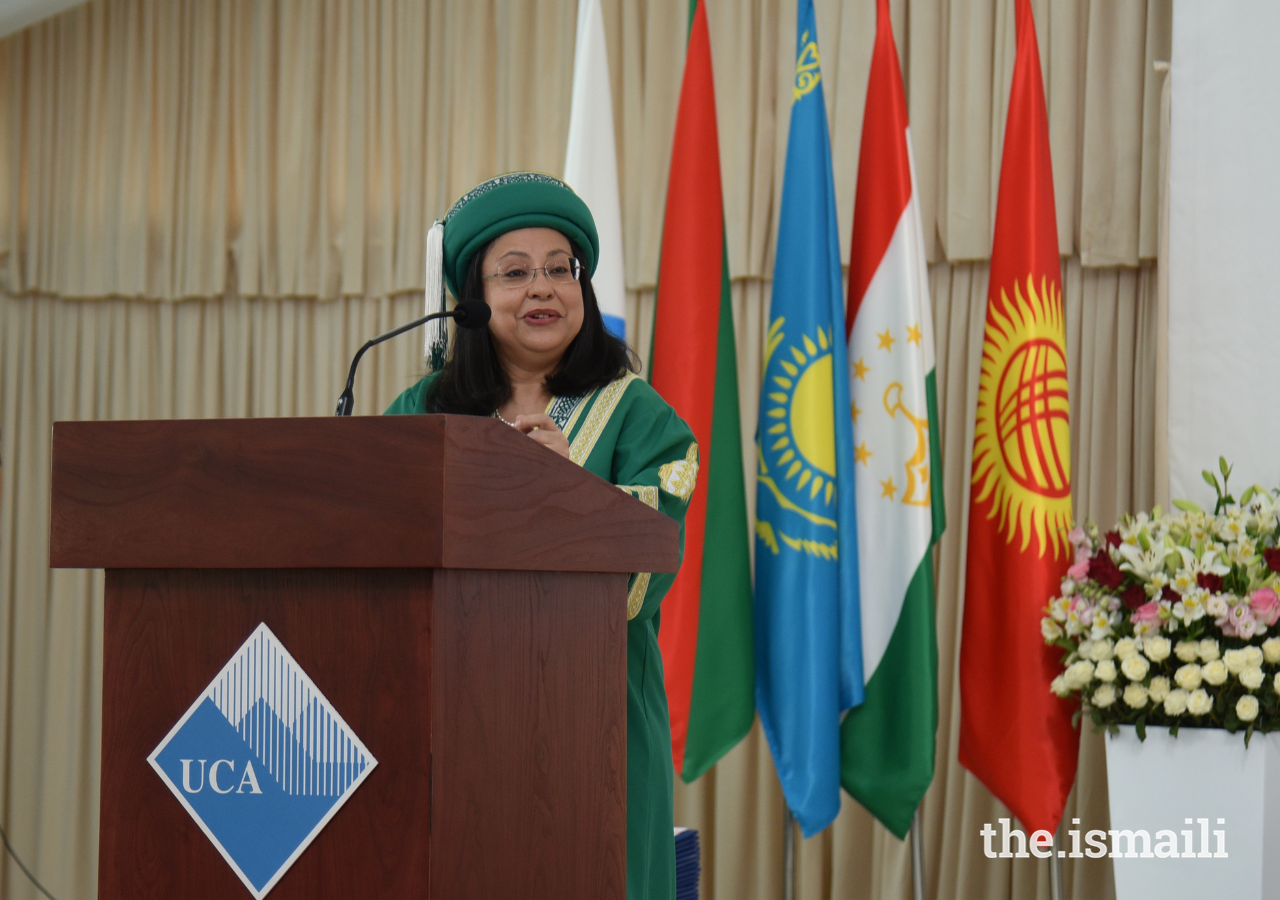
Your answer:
[839,0,944,840]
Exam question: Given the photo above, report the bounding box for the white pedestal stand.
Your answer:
[1105,725,1280,899]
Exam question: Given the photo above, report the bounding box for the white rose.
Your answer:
[1077,639,1096,661]
[1089,639,1115,662]
[1199,638,1221,662]
[1064,660,1096,690]
[1042,618,1064,641]
[1187,688,1214,716]
[1237,694,1260,723]
[1241,667,1265,690]
[1123,683,1149,709]
[1224,648,1248,675]
[1263,637,1280,664]
[1244,646,1264,669]
[1202,659,1229,686]
[1120,654,1150,682]
[1274,671,1280,695]
[1095,659,1118,683]
[1145,636,1172,662]
[1164,689,1189,716]
[1175,664,1203,691]
[1114,638,1139,661]
[1051,675,1070,697]
[1148,676,1171,703]
[1093,684,1117,708]
[1175,640,1200,663]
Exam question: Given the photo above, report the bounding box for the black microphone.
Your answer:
[334,298,491,416]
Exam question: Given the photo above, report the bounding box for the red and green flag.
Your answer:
[651,0,754,783]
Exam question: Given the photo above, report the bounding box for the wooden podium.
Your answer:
[49,415,678,899]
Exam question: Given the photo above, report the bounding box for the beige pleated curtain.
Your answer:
[0,1,1170,898]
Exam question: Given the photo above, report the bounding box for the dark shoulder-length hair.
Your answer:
[425,238,638,415]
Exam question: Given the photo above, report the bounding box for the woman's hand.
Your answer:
[512,413,571,459]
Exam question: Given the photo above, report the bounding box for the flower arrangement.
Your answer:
[1043,459,1280,743]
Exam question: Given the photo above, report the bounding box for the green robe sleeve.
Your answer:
[603,380,699,625]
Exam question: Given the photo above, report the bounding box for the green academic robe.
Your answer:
[385,371,696,900]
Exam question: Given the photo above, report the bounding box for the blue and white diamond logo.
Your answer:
[148,623,377,899]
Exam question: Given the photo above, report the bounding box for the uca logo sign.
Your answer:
[148,623,377,898]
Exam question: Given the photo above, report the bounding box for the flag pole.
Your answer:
[1048,818,1065,900]
[783,807,797,900]
[910,805,926,900]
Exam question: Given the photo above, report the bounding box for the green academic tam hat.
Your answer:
[441,172,599,300]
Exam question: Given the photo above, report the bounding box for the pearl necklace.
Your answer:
[495,411,517,427]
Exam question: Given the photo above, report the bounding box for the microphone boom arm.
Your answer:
[334,298,489,416]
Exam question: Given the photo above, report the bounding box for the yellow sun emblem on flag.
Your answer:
[972,274,1071,558]
[762,319,836,508]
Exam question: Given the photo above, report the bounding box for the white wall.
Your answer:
[0,0,84,38]
[1169,0,1280,505]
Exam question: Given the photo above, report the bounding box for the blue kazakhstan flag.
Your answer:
[754,0,863,838]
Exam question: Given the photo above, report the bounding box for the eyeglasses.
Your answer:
[483,257,582,288]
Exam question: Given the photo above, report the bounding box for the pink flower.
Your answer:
[1066,543,1091,582]
[1131,601,1162,627]
[1068,526,1088,549]
[1206,594,1230,618]
[1223,603,1258,638]
[1251,588,1280,626]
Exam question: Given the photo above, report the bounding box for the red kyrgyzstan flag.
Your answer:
[959,0,1077,836]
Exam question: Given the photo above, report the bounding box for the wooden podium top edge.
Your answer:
[49,416,679,574]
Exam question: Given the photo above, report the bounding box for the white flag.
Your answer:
[564,0,627,341]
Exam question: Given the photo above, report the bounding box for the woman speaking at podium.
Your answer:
[385,172,695,900]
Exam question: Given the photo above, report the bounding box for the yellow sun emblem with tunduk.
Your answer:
[972,273,1072,559]
[756,318,841,560]
[762,321,837,508]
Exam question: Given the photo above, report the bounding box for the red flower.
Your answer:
[1122,584,1146,609]
[1163,588,1182,605]
[1197,573,1224,593]
[1089,551,1126,589]
[1104,531,1122,549]
[1264,548,1280,573]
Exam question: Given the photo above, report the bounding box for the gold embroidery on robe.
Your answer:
[658,442,699,503]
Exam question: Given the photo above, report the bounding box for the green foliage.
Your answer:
[1202,457,1237,514]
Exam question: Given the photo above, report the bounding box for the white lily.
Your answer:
[1118,542,1166,582]
[1215,513,1247,544]
[1245,488,1280,533]
[1174,544,1231,578]
[1172,588,1210,626]
[1090,616,1115,640]
[1172,569,1199,595]
[1119,512,1152,546]
[1227,538,1256,567]
[1172,510,1211,543]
